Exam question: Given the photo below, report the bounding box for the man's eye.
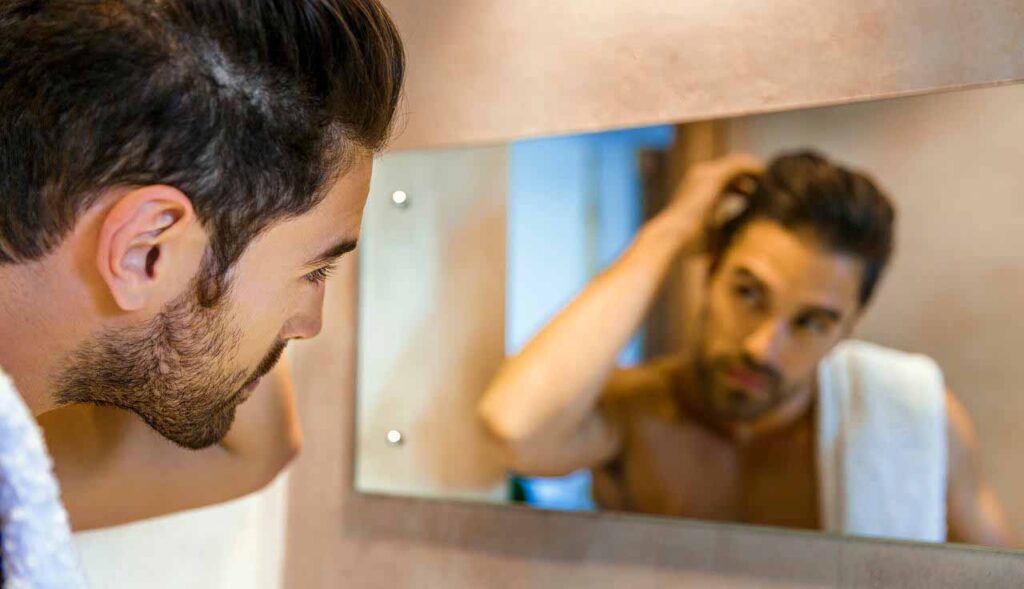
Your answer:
[796,315,829,335]
[303,264,336,285]
[734,284,761,305]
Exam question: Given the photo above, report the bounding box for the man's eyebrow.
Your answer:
[735,266,843,321]
[304,239,358,267]
[734,266,763,284]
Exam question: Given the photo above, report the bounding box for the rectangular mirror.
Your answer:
[355,81,1024,550]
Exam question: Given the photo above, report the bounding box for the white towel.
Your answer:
[0,368,87,587]
[816,340,947,543]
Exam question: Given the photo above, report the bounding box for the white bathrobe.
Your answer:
[0,368,87,587]
[816,340,948,543]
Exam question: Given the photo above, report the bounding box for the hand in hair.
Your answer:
[655,153,763,255]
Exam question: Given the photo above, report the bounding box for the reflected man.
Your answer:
[480,152,1015,547]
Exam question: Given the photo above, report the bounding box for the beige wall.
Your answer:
[384,0,1024,150]
[727,82,1024,540]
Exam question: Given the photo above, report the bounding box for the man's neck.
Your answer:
[0,263,89,416]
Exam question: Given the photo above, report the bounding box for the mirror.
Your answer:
[355,81,1024,550]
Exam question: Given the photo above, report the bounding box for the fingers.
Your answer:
[705,153,764,175]
[652,153,765,254]
[707,156,765,227]
[670,153,765,211]
[710,193,749,227]
[688,153,765,188]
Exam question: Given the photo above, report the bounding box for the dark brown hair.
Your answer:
[708,151,896,306]
[0,0,405,304]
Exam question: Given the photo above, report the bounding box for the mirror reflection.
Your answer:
[357,82,1024,549]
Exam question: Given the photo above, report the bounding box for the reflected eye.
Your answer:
[733,283,762,307]
[795,315,829,335]
[303,264,336,285]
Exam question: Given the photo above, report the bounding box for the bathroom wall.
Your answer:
[385,0,1024,150]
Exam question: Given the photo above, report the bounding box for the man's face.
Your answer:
[56,156,373,448]
[696,220,864,422]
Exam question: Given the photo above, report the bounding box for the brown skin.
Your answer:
[593,356,820,529]
[589,220,856,528]
[0,155,373,530]
[480,156,1016,547]
[38,360,299,531]
[594,360,1013,546]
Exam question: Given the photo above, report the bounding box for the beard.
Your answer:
[695,353,787,421]
[54,285,286,450]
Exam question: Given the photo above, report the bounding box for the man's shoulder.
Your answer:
[605,356,680,398]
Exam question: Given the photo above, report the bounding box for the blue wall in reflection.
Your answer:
[506,125,674,511]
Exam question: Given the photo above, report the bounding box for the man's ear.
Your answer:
[96,185,204,312]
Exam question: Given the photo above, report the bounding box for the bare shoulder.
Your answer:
[604,356,680,398]
[945,388,979,463]
[601,356,683,419]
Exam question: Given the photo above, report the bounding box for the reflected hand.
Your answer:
[655,153,764,254]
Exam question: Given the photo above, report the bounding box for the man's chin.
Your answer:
[709,394,775,422]
[718,407,771,422]
[137,404,239,450]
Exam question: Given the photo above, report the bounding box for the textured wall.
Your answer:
[385,0,1024,150]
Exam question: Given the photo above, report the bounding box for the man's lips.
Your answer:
[723,367,768,391]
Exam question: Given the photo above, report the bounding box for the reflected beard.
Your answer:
[55,288,250,450]
[696,354,786,422]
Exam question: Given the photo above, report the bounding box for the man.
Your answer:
[479,152,1016,547]
[0,0,403,554]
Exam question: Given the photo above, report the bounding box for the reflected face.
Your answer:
[56,156,373,448]
[696,220,864,422]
